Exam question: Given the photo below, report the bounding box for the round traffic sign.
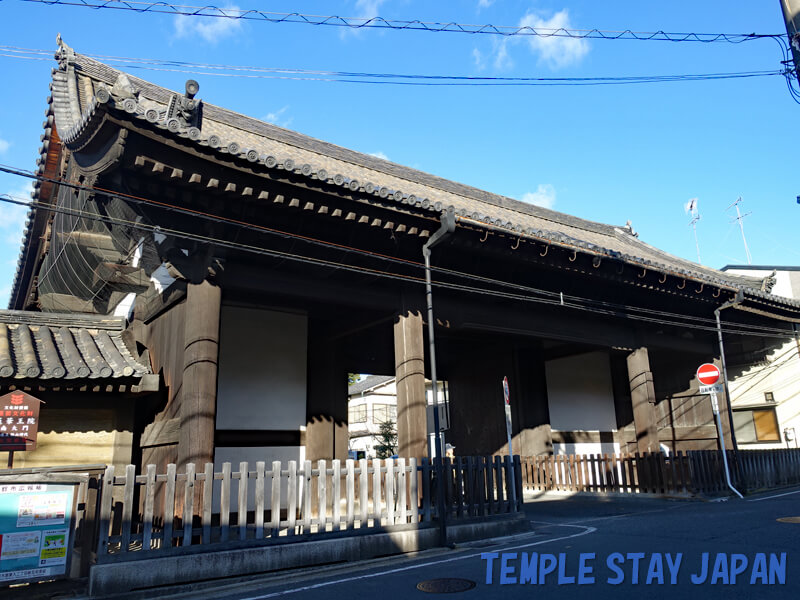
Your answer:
[697,363,721,385]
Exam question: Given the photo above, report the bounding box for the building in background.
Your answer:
[722,266,800,449]
[348,375,450,459]
[347,376,397,459]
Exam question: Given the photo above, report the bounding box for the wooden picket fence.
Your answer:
[96,456,522,561]
[520,448,800,496]
[737,448,800,490]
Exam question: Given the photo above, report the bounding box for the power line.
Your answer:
[0,45,783,87]
[1,188,796,340]
[3,162,796,337]
[18,1,785,44]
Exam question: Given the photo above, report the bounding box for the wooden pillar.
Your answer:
[627,347,659,453]
[177,279,221,469]
[306,323,348,463]
[512,347,553,456]
[713,357,733,449]
[394,310,428,460]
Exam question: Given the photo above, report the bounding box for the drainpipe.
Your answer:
[422,205,456,546]
[714,289,744,497]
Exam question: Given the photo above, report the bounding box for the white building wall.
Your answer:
[724,267,800,449]
[546,351,620,456]
[216,306,307,431]
[215,306,308,471]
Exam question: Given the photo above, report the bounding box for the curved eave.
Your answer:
[81,96,766,301]
[42,44,797,317]
[8,103,63,311]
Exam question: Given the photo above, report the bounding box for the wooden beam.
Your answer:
[141,418,181,448]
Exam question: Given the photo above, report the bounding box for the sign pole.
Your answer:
[7,451,13,469]
[502,377,518,510]
[709,389,742,499]
[696,363,742,499]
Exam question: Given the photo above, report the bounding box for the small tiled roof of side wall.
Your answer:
[348,375,395,396]
[0,310,149,380]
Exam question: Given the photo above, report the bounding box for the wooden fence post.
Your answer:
[183,463,196,546]
[96,465,114,557]
[202,463,213,544]
[270,461,281,537]
[219,462,231,542]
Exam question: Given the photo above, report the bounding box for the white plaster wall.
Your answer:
[216,306,307,431]
[725,268,794,299]
[553,442,620,456]
[546,351,617,432]
[722,268,800,449]
[729,339,800,449]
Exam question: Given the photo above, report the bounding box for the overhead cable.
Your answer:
[18,1,784,44]
[1,196,795,341]
[0,45,782,87]
[2,163,796,337]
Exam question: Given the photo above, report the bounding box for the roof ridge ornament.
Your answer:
[111,73,138,101]
[762,270,777,293]
[165,79,202,132]
[54,34,75,70]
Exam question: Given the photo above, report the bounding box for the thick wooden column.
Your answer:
[177,279,221,469]
[513,347,553,456]
[306,323,348,463]
[713,357,733,450]
[394,310,428,460]
[627,347,659,453]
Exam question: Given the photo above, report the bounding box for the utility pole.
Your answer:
[727,197,752,265]
[780,0,800,86]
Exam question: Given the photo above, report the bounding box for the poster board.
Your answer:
[0,482,77,585]
[0,391,41,452]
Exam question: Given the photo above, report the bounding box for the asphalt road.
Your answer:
[149,488,800,600]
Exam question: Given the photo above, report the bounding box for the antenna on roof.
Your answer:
[684,198,702,264]
[727,197,752,264]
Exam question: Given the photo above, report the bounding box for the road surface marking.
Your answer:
[747,489,800,502]
[235,524,596,599]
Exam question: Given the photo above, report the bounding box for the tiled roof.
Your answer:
[11,39,792,312]
[348,375,395,396]
[0,310,149,381]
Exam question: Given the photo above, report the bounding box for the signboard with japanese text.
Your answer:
[0,482,76,585]
[0,391,40,452]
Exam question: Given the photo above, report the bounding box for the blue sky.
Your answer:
[0,1,797,307]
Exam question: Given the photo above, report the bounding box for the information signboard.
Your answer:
[0,483,75,584]
[0,391,41,452]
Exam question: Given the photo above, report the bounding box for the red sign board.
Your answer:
[0,391,40,452]
[696,363,721,386]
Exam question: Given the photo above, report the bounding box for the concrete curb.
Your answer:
[89,515,529,596]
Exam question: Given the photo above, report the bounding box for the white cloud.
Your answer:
[472,47,486,70]
[262,106,293,129]
[477,0,494,7]
[521,184,556,210]
[494,9,589,71]
[369,151,389,161]
[342,0,388,38]
[354,0,388,19]
[0,138,9,154]
[493,38,512,70]
[174,4,244,43]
